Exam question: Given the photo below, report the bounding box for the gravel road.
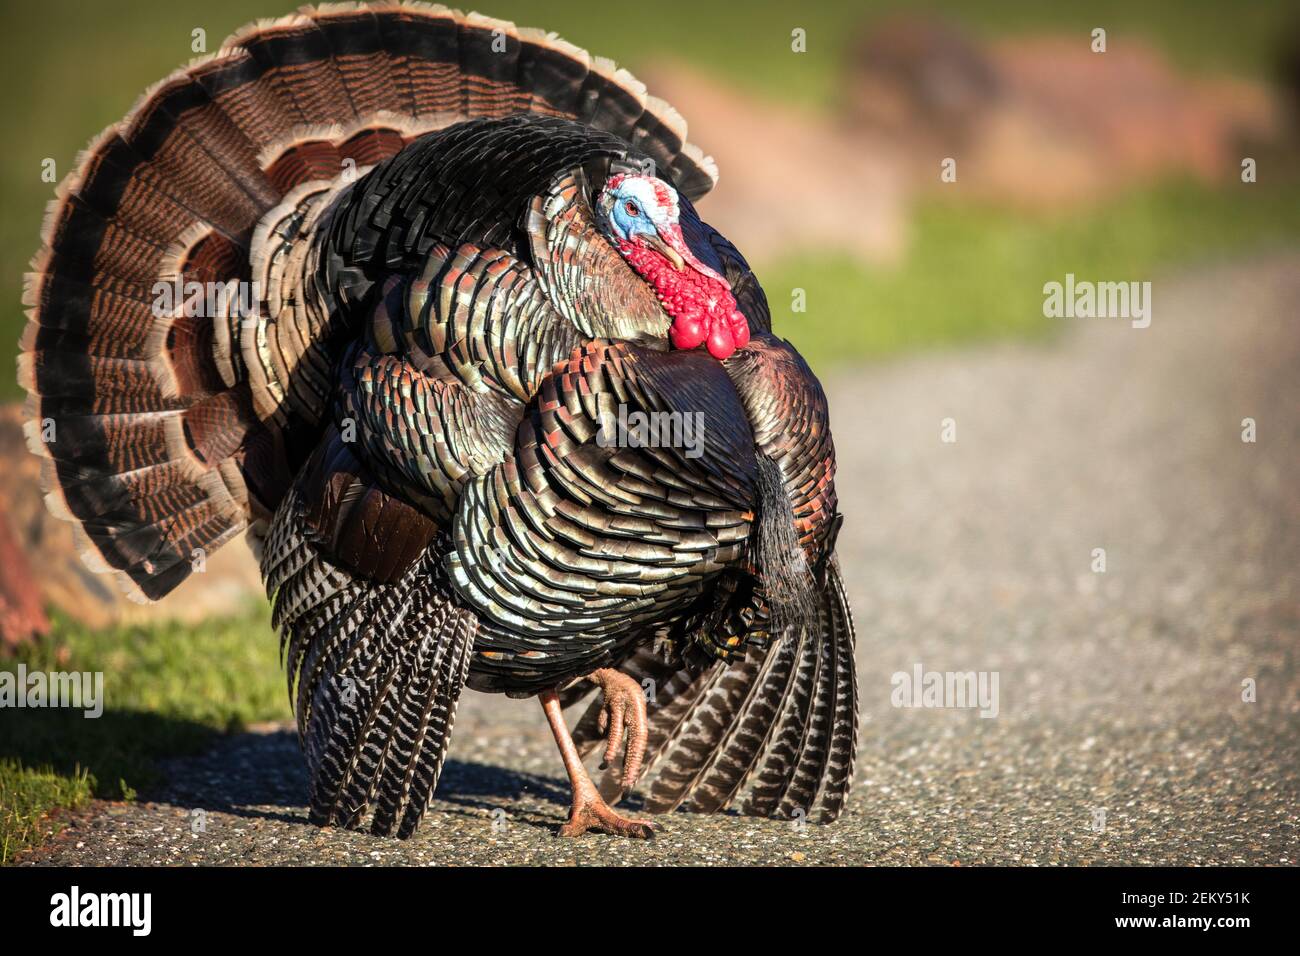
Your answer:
[19,255,1300,866]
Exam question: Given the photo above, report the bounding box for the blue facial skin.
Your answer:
[607,191,656,242]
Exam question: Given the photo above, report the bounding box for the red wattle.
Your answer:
[671,317,707,351]
[730,312,750,350]
[617,236,752,362]
[706,323,735,359]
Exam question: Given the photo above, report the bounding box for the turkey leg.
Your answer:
[539,675,656,839]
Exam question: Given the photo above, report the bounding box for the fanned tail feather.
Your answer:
[574,561,858,822]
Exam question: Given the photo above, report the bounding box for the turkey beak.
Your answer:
[655,223,732,289]
[643,232,685,271]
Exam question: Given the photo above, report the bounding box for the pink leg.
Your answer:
[539,687,656,839]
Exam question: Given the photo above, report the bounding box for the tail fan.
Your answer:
[574,561,859,822]
[20,2,718,603]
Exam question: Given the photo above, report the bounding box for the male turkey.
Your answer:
[20,3,856,839]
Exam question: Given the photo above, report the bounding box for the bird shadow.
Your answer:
[0,700,631,838]
[144,726,588,835]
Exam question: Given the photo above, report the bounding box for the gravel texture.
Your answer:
[19,255,1300,866]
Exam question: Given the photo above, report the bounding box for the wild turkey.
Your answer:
[20,3,856,839]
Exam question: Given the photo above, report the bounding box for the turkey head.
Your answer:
[596,173,751,359]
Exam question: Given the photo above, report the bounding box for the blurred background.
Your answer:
[1,0,1298,864]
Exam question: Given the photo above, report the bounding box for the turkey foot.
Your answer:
[587,667,649,790]
[539,687,656,839]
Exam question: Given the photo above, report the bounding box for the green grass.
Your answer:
[0,760,92,866]
[770,177,1300,369]
[0,605,287,864]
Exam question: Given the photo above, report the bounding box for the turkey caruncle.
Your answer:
[20,3,857,840]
